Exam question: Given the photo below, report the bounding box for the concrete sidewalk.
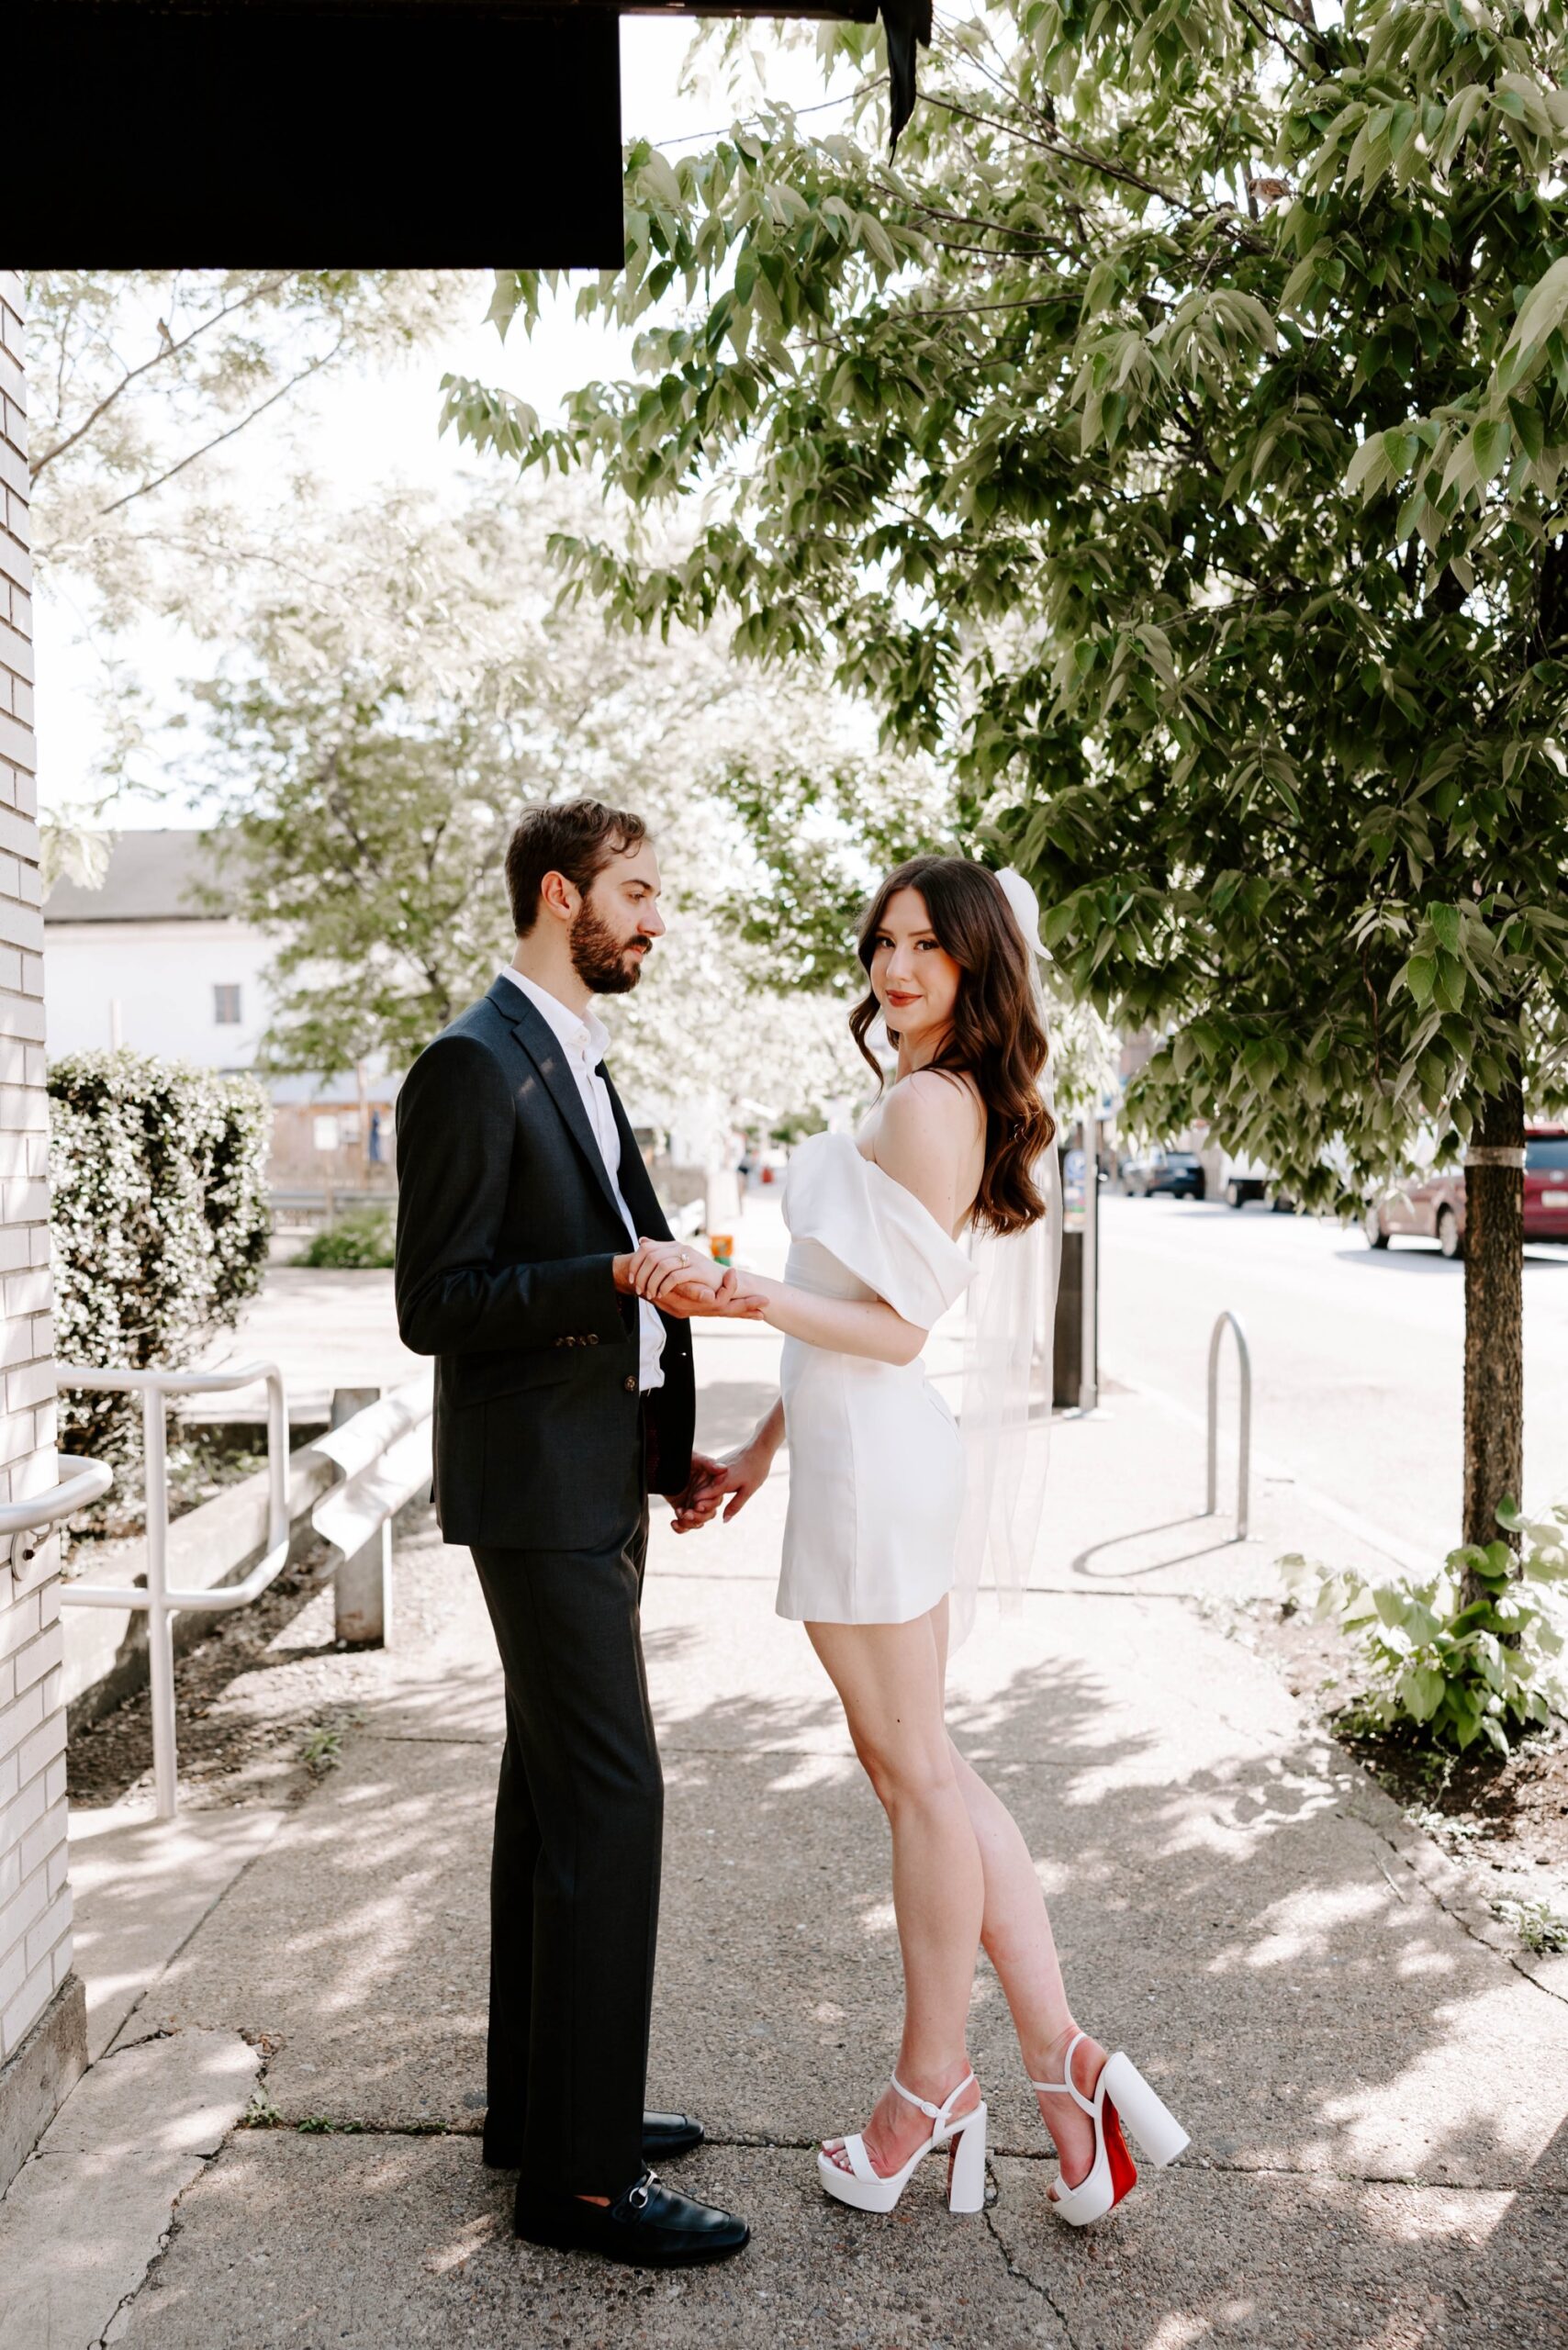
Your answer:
[5,1276,1567,2345]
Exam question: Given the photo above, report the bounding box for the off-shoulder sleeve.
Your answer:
[783,1133,975,1326]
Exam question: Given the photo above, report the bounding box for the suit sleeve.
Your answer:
[394,1032,627,1357]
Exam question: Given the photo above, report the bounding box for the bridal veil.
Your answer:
[948,867,1062,1647]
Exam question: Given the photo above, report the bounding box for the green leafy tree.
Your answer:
[28,269,472,609]
[26,268,475,849]
[444,1,1568,1572]
[193,485,929,1122]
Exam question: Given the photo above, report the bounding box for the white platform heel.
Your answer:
[1030,2032,1189,2226]
[818,2071,989,2216]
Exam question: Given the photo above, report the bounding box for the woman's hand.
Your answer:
[669,1435,775,1532]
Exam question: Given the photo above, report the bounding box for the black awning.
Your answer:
[19,1,904,268]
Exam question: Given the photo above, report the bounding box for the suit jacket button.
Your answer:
[623,1374,637,1393]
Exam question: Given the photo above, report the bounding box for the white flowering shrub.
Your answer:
[50,1051,271,1465]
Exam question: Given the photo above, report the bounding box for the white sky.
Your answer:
[35,17,859,828]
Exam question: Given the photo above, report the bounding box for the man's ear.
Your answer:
[538,867,579,923]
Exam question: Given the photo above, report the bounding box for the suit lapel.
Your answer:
[486,976,626,1231]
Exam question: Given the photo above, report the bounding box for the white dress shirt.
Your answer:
[500,966,666,1393]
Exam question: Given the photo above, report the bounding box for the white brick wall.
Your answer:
[0,269,70,2068]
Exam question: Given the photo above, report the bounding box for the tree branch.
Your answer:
[30,271,296,481]
[95,342,343,517]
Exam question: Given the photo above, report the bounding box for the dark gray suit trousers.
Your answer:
[470,1473,659,2197]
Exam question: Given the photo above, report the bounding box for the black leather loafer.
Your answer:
[514,2167,749,2267]
[485,2110,704,2169]
[642,2110,704,2161]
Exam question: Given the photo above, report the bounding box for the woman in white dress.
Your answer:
[631,859,1186,2226]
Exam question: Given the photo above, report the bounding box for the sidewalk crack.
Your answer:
[981,2199,1078,2347]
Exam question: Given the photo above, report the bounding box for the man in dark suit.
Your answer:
[395,798,750,2267]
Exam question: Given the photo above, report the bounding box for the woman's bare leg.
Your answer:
[808,1608,984,2177]
[933,1606,1105,2193]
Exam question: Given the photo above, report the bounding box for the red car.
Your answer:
[1365,1127,1568,1257]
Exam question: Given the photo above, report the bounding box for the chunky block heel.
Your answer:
[1031,2032,1190,2227]
[946,2101,989,2214]
[1101,2052,1190,2169]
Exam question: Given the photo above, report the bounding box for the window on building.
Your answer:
[313,1115,341,1153]
[214,983,242,1024]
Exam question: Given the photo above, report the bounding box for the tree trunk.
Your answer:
[1461,1077,1524,1584]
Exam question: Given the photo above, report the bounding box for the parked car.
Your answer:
[1123,1148,1205,1200]
[1364,1127,1568,1257]
[1214,1152,1271,1210]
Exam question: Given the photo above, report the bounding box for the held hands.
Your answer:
[668,1442,772,1534]
[623,1237,768,1321]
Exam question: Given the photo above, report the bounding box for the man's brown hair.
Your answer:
[505,798,649,936]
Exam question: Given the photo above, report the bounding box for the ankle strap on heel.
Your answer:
[1028,2032,1095,2116]
[890,2070,977,2129]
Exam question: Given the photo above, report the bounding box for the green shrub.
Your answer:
[293,1206,395,1270]
[1282,1505,1568,1757]
[50,1051,271,1468]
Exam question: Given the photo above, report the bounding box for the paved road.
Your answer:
[1099,1191,1568,1563]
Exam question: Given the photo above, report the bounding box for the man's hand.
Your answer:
[667,1444,769,1533]
[627,1239,768,1321]
[614,1238,692,1295]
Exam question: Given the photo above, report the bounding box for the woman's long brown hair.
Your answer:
[849,856,1056,1237]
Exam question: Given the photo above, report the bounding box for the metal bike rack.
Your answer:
[1204,1310,1252,1539]
[0,1453,115,1575]
[60,1360,288,1818]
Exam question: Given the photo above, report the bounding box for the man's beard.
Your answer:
[570,901,647,995]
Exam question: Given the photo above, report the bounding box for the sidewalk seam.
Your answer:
[220,2121,1568,2195]
[1342,1798,1568,2009]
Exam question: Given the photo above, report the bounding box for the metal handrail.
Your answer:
[0,1453,115,1573]
[1204,1310,1252,1539]
[59,1360,288,1818]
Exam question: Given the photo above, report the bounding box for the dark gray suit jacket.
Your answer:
[394,975,696,1552]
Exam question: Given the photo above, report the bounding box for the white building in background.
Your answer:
[43,829,272,1069]
[42,829,397,1191]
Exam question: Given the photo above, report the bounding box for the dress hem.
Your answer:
[775,1582,955,1629]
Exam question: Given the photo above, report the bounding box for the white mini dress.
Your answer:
[774,1131,977,1627]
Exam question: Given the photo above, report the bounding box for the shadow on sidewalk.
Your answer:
[1069,1512,1225,1579]
[85,1553,1568,2348]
